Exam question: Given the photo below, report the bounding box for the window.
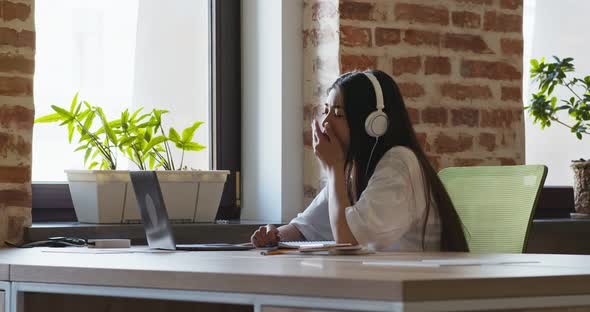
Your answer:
[32,0,241,221]
[33,0,211,180]
[524,0,590,186]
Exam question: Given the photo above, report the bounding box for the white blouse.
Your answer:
[290,146,441,251]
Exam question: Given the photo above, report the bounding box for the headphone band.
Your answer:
[363,72,384,111]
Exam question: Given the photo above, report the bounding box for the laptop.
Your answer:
[129,171,254,251]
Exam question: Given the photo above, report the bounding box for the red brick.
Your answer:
[340,26,371,47]
[403,29,440,46]
[501,86,521,102]
[0,190,30,207]
[452,108,479,127]
[513,108,523,122]
[0,77,32,96]
[434,133,473,153]
[440,83,492,100]
[421,107,447,125]
[428,155,440,171]
[0,105,34,130]
[303,28,337,48]
[407,106,420,124]
[303,184,318,199]
[500,0,522,10]
[1,1,31,21]
[415,132,430,152]
[394,3,449,26]
[0,54,34,74]
[501,38,523,56]
[484,11,522,33]
[303,104,316,123]
[454,158,484,166]
[303,130,312,147]
[461,60,521,81]
[452,11,481,28]
[498,157,517,165]
[398,82,425,98]
[340,54,377,73]
[481,109,514,128]
[425,56,451,75]
[0,132,29,158]
[340,1,375,21]
[479,133,496,151]
[0,27,34,48]
[444,33,492,54]
[392,56,421,76]
[0,166,30,183]
[455,0,493,5]
[375,27,401,46]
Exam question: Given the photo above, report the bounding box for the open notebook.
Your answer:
[278,241,347,249]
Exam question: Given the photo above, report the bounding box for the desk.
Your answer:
[2,249,590,311]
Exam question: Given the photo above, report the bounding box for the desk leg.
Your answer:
[0,282,10,312]
[9,283,22,312]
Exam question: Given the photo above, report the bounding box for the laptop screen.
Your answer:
[129,171,177,250]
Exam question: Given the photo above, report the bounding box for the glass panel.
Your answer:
[33,0,211,181]
[524,0,590,186]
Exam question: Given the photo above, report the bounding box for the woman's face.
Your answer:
[320,88,350,153]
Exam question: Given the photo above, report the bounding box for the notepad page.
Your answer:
[278,240,337,249]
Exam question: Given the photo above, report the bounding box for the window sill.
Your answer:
[26,220,280,245]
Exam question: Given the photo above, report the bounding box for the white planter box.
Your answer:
[65,170,230,224]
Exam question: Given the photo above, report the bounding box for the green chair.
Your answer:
[438,165,547,253]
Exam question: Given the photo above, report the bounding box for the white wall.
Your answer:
[524,0,590,186]
[241,0,303,222]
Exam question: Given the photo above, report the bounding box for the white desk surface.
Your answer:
[1,247,590,302]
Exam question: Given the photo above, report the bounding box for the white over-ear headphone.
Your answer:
[363,72,389,138]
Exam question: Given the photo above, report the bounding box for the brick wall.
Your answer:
[0,0,34,244]
[303,0,524,205]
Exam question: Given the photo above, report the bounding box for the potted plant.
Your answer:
[526,56,590,217]
[35,93,229,223]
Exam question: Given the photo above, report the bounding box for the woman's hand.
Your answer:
[251,224,280,247]
[312,119,345,171]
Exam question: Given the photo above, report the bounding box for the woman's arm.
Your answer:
[277,224,304,241]
[251,224,303,247]
[327,166,358,245]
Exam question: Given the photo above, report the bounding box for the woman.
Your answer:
[251,70,468,252]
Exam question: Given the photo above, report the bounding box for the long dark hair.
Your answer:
[328,70,468,252]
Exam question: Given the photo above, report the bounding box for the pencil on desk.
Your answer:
[260,249,299,256]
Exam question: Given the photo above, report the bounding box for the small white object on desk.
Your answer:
[87,239,131,249]
[278,240,339,249]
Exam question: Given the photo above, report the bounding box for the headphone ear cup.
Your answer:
[365,111,389,138]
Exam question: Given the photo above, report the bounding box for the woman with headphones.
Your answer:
[251,70,468,252]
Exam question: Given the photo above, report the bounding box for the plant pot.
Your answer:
[571,161,590,215]
[65,170,229,223]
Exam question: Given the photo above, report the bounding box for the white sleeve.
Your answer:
[344,154,412,249]
[290,187,334,241]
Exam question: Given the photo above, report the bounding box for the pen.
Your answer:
[260,249,299,256]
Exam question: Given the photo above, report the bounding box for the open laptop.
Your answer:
[129,171,254,251]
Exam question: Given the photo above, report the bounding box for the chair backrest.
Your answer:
[438,165,547,253]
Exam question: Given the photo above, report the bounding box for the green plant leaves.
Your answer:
[34,92,207,171]
[181,122,204,143]
[34,113,62,123]
[169,128,181,142]
[525,56,590,139]
[142,136,167,154]
[184,142,206,151]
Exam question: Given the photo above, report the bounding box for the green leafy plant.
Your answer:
[35,93,206,170]
[526,56,590,140]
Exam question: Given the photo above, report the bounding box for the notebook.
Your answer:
[278,240,350,250]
